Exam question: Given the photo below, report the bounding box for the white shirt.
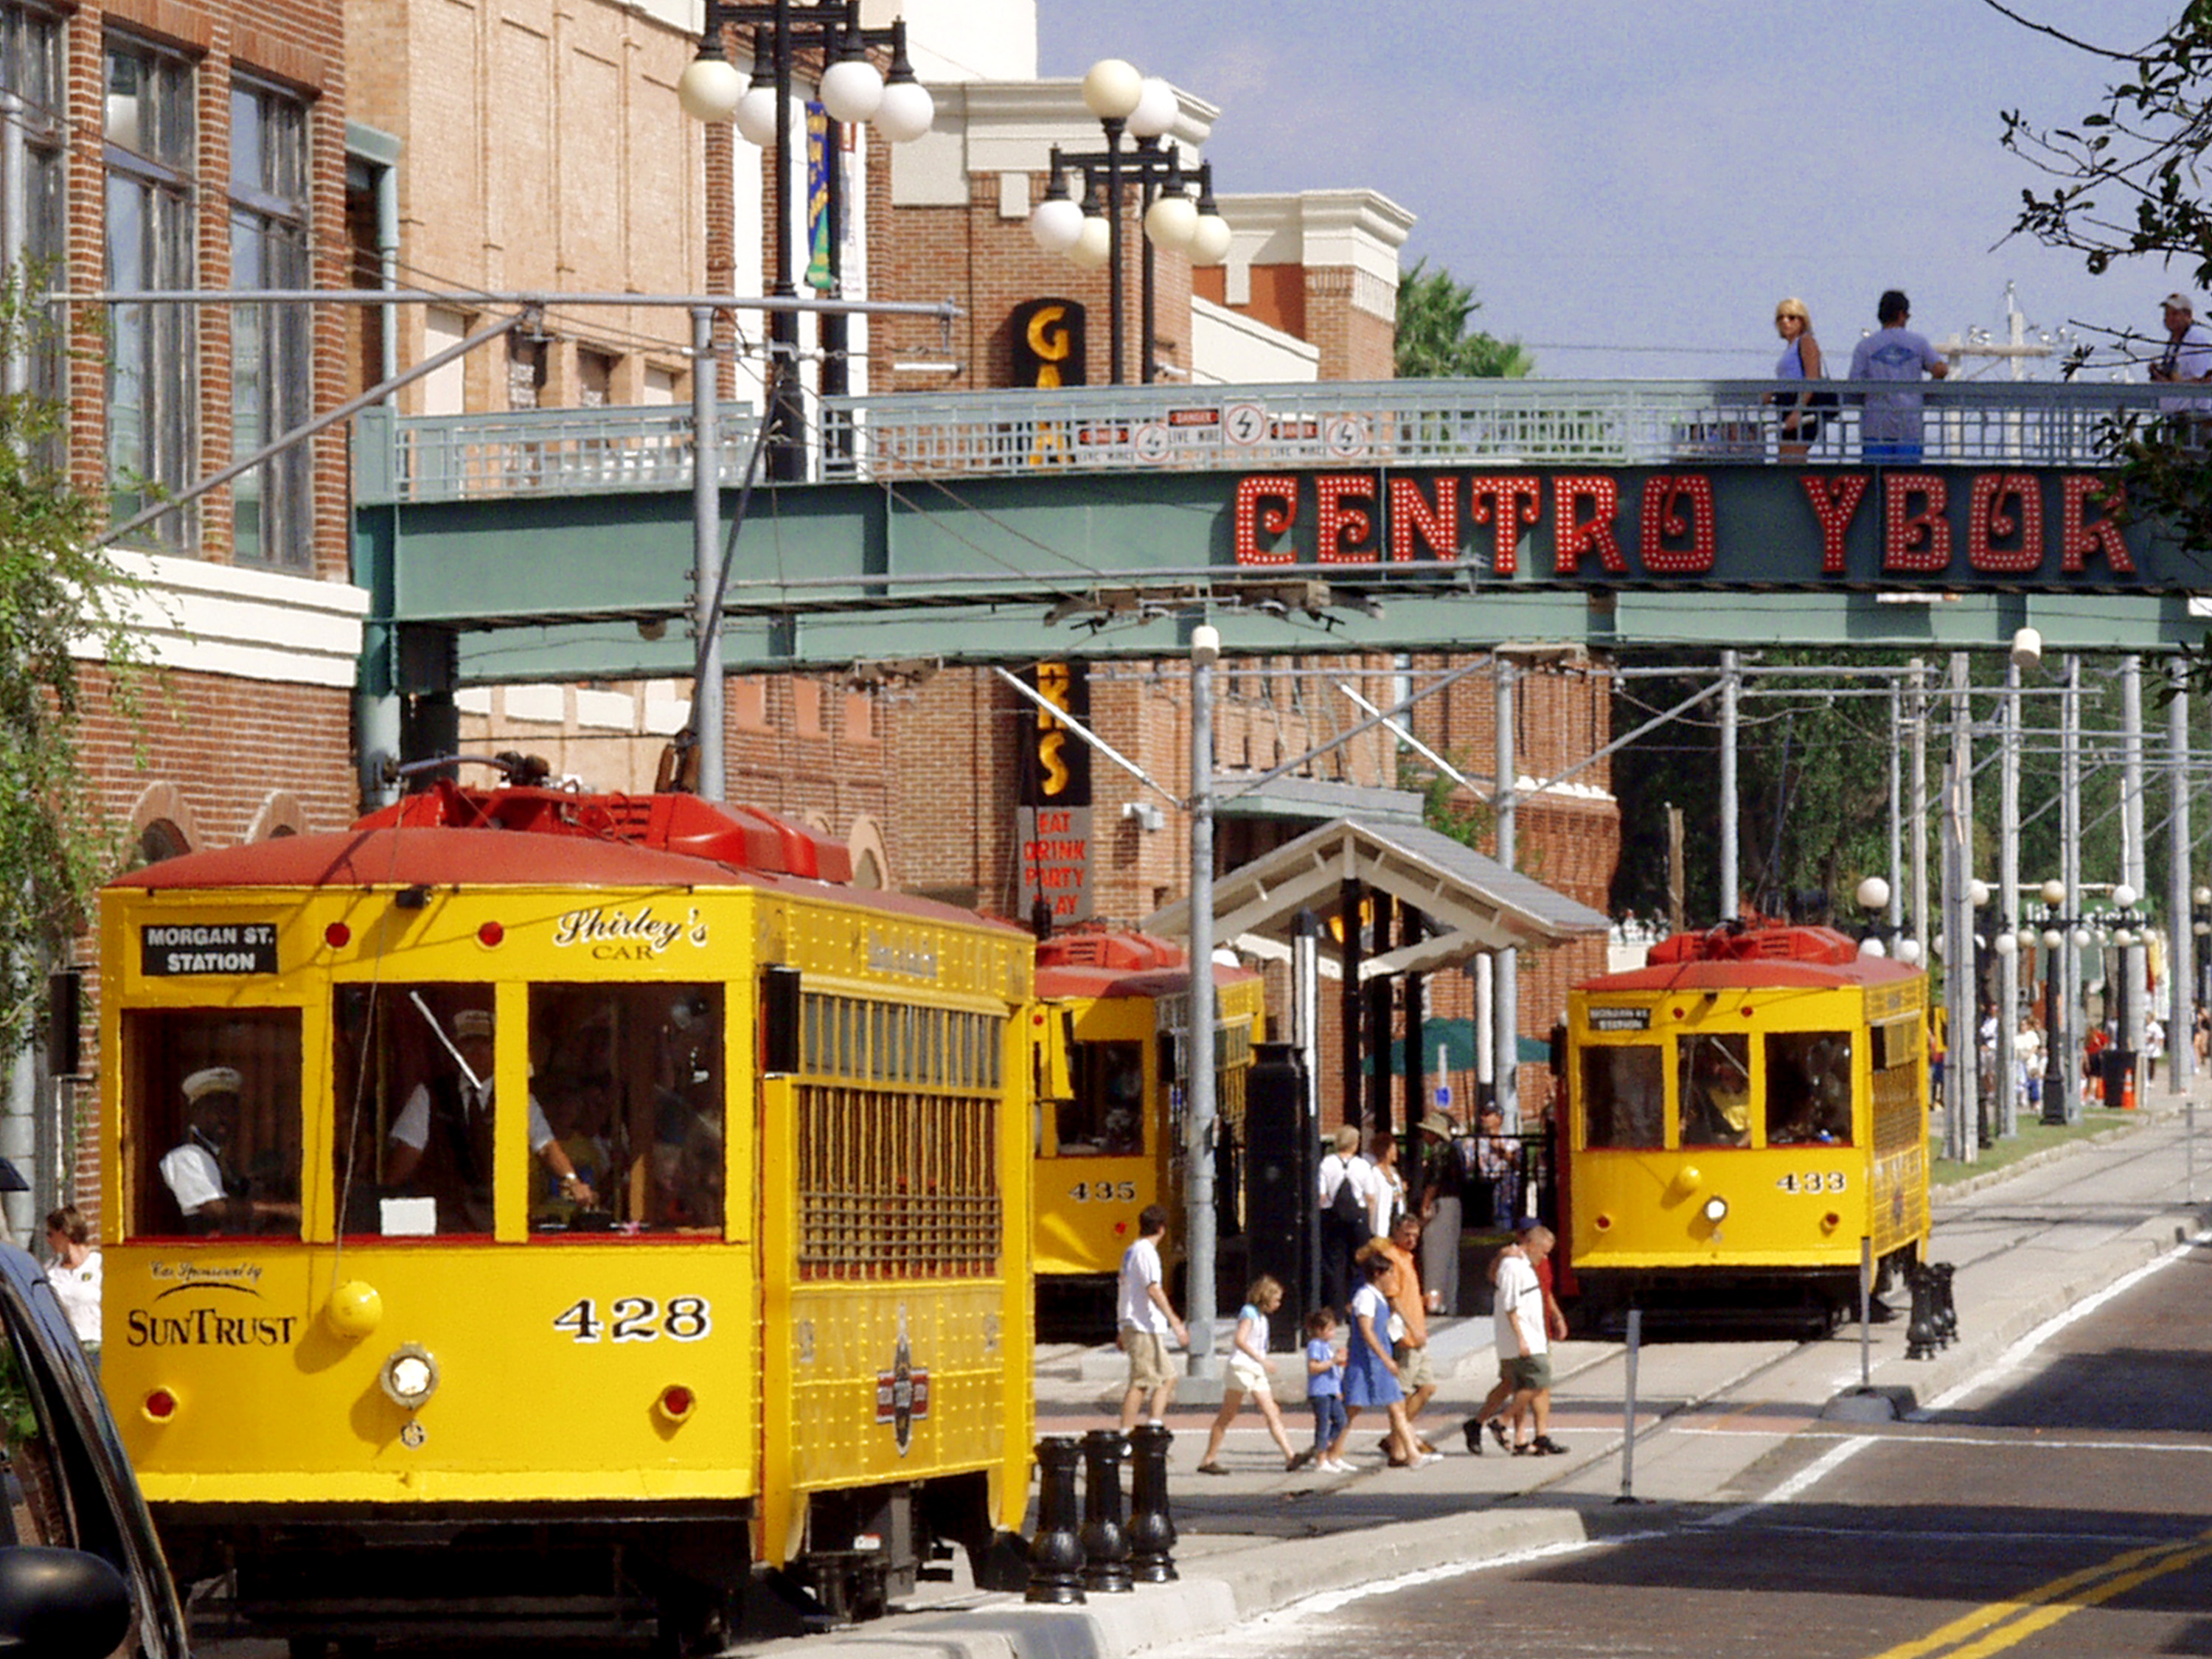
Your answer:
[1117,1234,1169,1334]
[1492,1251,1548,1358]
[159,1141,226,1216]
[390,1082,554,1155]
[1317,1150,1352,1203]
[1366,1162,1402,1242]
[46,1251,101,1345]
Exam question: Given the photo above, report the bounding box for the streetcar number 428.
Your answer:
[552,1296,712,1343]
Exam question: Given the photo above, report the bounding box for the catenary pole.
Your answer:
[1719,650,1739,921]
[1495,657,1520,1131]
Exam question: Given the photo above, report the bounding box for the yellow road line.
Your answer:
[1863,1531,2212,1659]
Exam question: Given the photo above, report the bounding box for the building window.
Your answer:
[507,335,545,408]
[104,36,195,548]
[579,348,614,408]
[229,77,310,568]
[0,4,65,434]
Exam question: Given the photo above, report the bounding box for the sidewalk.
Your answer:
[746,1083,2212,1658]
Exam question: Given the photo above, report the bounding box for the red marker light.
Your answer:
[658,1385,695,1422]
[324,922,351,949]
[144,1389,178,1422]
[478,922,504,947]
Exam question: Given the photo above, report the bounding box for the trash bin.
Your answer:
[2101,1048,2136,1109]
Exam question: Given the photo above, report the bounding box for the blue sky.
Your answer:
[1035,1,2187,380]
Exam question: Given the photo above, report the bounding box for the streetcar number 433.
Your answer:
[552,1296,712,1343]
[1774,1172,1848,1194]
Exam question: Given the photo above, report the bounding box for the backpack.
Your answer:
[1330,1161,1368,1228]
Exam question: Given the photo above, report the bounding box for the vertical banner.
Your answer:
[1016,661,1093,925]
[804,102,833,292]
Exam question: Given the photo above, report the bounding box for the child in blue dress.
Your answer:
[1335,1252,1429,1467]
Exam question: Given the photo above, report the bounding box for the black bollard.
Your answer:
[1124,1422,1178,1583]
[1904,1263,1939,1360]
[1025,1436,1086,1604]
[1933,1262,1958,1347]
[1078,1428,1134,1594]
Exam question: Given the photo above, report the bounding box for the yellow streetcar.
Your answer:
[1559,920,1930,1325]
[97,777,1035,1651]
[1031,931,1264,1312]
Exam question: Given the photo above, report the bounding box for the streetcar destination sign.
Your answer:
[140,923,278,976]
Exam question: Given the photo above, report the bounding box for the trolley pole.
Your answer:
[1186,625,1220,1374]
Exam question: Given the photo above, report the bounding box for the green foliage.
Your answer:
[0,268,142,1065]
[1394,258,1534,380]
[1412,761,1495,852]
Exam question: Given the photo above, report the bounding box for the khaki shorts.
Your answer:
[1121,1328,1174,1391]
[1501,1352,1552,1393]
[1394,1342,1436,1394]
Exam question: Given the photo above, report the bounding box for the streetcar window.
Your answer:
[332,984,503,1237]
[528,984,725,1234]
[1678,1032,1752,1148]
[1765,1032,1853,1146]
[1581,1044,1663,1150]
[123,1008,303,1240]
[1057,1040,1145,1156]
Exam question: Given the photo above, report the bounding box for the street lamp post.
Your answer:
[1028,60,1233,383]
[680,0,936,479]
[2193,884,2211,1014]
[2037,878,2073,1126]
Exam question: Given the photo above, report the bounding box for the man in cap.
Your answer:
[161,1067,285,1235]
[2152,293,2212,417]
[387,1006,594,1232]
[1846,288,1949,465]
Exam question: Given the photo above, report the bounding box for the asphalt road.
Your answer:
[1159,1240,2212,1659]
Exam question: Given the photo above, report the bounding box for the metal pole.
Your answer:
[765,0,807,481]
[1293,909,1321,1301]
[2123,655,2147,1077]
[1495,658,1520,1130]
[1997,660,2020,1138]
[1888,678,1905,940]
[2063,655,2083,1123]
[1719,649,1739,921]
[1945,653,1975,1164]
[1911,658,1930,964]
[690,308,726,801]
[2170,661,2191,1094]
[1104,118,1126,385]
[1186,630,1217,1371]
[1616,1308,1641,1505]
[1859,1236,1874,1388]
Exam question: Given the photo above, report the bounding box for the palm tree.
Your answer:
[1394,258,1534,380]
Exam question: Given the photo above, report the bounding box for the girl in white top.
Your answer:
[1366,1132,1405,1242]
[1194,1276,1306,1475]
[44,1204,101,1351]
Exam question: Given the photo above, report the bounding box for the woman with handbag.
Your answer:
[1772,297,1832,462]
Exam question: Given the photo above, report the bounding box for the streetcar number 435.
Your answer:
[552,1296,712,1343]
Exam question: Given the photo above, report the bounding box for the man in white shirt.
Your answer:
[1317,1124,1366,1310]
[1483,1225,1566,1456]
[1116,1204,1189,1430]
[2152,293,2212,415]
[159,1067,297,1236]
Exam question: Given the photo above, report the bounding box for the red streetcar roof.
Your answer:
[1582,922,1921,994]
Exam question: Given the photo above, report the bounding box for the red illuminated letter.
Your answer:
[1966,473,2044,574]
[1469,476,1540,575]
[1799,475,1870,574]
[1388,475,1458,563]
[1315,473,1378,563]
[1882,474,1950,573]
[1554,476,1626,575]
[1638,476,1717,574]
[2060,474,2134,574]
[1234,473,1298,566]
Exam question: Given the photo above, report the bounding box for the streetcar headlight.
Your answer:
[1702,1196,1728,1224]
[379,1343,439,1410]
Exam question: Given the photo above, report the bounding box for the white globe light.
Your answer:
[874,77,935,143]
[2071,926,2093,948]
[1127,74,1178,139]
[2112,883,2138,910]
[2115,928,2137,948]
[2042,928,2063,949]
[1969,878,1991,908]
[1068,215,1112,270]
[1897,939,1923,965]
[1144,189,1199,250]
[1030,195,1085,254]
[2197,885,2211,907]
[1855,875,1891,912]
[1189,211,1233,265]
[1082,58,1144,121]
[818,55,884,125]
[2017,929,2041,953]
[1993,933,2018,958]
[2042,877,2067,908]
[678,55,743,122]
[2009,625,2043,674]
[734,80,800,147]
[1858,937,1888,959]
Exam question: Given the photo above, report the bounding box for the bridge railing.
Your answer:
[365,403,761,504]
[356,382,2179,504]
[821,380,2174,480]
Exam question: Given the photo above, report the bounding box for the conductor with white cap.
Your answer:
[160,1066,254,1234]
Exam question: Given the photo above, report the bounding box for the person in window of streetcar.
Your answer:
[387,1007,594,1231]
[160,1066,297,1236]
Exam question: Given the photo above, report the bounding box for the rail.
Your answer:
[359,380,2181,504]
